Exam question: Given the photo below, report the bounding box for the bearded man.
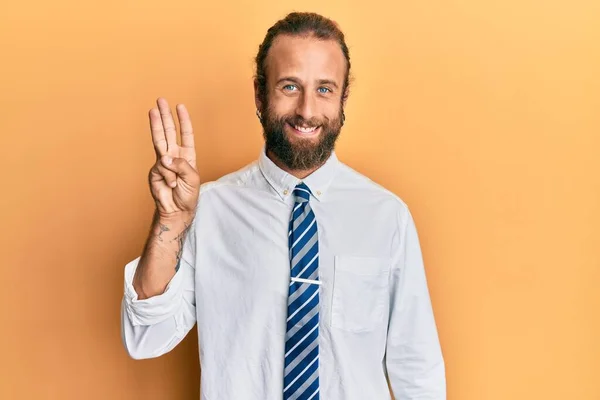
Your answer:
[121,11,446,400]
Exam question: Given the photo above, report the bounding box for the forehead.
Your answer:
[265,34,346,84]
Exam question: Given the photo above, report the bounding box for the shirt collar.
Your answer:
[258,145,340,202]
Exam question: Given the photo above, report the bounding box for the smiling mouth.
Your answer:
[288,122,321,135]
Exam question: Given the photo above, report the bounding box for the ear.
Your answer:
[253,79,262,112]
[341,87,349,108]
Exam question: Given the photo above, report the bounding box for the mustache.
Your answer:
[280,115,325,128]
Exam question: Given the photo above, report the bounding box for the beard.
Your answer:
[261,102,344,171]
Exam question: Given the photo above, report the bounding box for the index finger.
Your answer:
[176,104,195,149]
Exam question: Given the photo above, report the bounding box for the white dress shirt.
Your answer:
[121,147,446,400]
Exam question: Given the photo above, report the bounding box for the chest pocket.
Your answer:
[330,255,391,333]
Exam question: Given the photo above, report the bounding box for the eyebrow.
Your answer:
[276,76,339,90]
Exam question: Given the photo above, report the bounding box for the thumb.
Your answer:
[161,155,198,182]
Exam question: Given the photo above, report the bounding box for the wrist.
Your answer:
[156,209,195,226]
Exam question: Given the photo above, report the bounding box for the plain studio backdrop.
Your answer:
[0,0,598,399]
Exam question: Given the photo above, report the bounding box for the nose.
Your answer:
[295,91,317,122]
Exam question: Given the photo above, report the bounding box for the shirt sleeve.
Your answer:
[122,256,189,326]
[386,208,446,399]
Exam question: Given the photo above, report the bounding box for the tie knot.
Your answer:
[293,182,312,203]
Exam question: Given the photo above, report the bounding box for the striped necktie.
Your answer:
[284,182,321,400]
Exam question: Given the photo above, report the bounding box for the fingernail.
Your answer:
[163,155,172,165]
[170,181,177,188]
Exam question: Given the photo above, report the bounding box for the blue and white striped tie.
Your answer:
[284,182,320,400]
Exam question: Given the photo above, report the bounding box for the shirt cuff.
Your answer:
[123,256,185,326]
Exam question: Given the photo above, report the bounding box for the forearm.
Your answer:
[132,209,194,299]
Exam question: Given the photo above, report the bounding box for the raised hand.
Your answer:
[148,97,200,218]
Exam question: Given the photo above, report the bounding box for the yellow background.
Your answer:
[1,0,598,399]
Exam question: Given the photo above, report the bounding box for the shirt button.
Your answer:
[316,190,322,196]
[283,189,289,195]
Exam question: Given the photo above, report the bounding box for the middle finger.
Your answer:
[157,97,178,153]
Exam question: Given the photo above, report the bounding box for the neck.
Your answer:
[266,149,325,179]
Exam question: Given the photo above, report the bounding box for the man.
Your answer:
[121,11,446,400]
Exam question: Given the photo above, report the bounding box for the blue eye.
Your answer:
[318,87,331,94]
[283,84,297,91]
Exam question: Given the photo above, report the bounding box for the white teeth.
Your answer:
[294,125,318,133]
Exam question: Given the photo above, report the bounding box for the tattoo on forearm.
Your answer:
[173,221,191,272]
[152,215,192,272]
[157,223,170,242]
